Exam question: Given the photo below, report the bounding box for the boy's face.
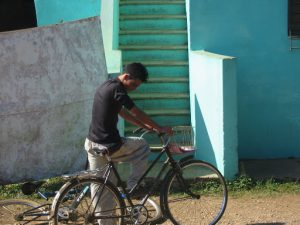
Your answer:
[123,74,142,91]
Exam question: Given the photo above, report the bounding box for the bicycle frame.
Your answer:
[15,203,50,224]
[57,132,196,223]
[90,137,194,219]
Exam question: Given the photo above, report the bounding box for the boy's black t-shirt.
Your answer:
[87,78,135,147]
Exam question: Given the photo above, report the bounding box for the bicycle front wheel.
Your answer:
[161,160,228,225]
[51,177,126,225]
[0,199,45,225]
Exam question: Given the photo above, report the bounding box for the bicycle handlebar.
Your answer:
[133,127,171,147]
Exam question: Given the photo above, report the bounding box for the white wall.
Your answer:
[0,17,107,184]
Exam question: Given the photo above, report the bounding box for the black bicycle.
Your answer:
[50,129,228,225]
[0,181,55,225]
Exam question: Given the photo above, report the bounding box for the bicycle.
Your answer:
[0,181,55,225]
[0,177,161,225]
[50,128,228,225]
[0,149,163,224]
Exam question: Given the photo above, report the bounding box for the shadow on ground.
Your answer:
[247,223,285,225]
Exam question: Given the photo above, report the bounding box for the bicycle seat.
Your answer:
[21,181,44,195]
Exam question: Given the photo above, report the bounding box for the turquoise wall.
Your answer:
[34,0,122,74]
[189,51,238,179]
[190,0,300,159]
[34,0,101,26]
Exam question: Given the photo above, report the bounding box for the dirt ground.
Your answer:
[159,194,300,225]
[213,194,300,225]
[1,194,299,225]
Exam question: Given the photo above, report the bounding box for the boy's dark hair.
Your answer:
[123,62,148,82]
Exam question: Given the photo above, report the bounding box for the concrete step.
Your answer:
[137,82,189,93]
[134,98,189,109]
[125,120,191,133]
[120,0,185,5]
[119,33,187,46]
[122,49,188,61]
[125,125,193,150]
[147,77,188,83]
[131,116,189,130]
[144,66,188,78]
[240,159,300,180]
[120,29,187,35]
[119,45,188,50]
[120,14,186,20]
[129,92,189,100]
[144,108,190,116]
[120,18,187,30]
[124,60,188,66]
[120,3,185,15]
[119,0,191,145]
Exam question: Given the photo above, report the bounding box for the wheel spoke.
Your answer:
[162,160,228,225]
[51,178,126,225]
[0,199,47,225]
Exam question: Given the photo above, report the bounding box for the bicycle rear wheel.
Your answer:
[161,160,228,225]
[51,177,126,225]
[0,199,46,225]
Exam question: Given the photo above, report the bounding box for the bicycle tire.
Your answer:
[161,160,228,225]
[0,199,46,225]
[51,177,126,225]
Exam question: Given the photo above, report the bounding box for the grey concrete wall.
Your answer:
[0,16,107,184]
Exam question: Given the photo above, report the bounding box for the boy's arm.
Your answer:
[119,107,151,130]
[124,106,173,135]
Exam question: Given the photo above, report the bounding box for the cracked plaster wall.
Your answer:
[0,16,107,184]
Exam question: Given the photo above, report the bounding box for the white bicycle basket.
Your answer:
[169,126,195,154]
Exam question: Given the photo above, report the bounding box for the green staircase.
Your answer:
[119,0,190,148]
